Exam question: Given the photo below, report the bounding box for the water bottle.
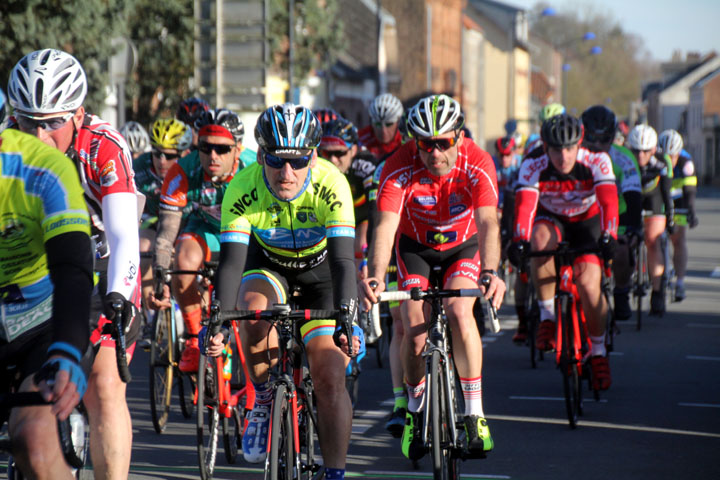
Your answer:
[69,408,86,458]
[223,343,233,381]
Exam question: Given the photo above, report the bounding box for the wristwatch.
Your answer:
[481,269,498,277]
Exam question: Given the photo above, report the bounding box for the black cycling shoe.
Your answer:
[650,289,665,316]
[613,288,632,320]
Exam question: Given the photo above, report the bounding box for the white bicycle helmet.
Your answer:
[626,124,657,151]
[657,129,684,155]
[406,94,464,138]
[368,93,403,124]
[8,49,87,114]
[120,121,151,154]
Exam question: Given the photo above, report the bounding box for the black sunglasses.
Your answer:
[319,148,350,159]
[415,134,459,153]
[264,151,312,170]
[16,111,75,132]
[198,142,234,155]
[151,148,180,161]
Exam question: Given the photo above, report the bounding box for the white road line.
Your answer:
[678,402,720,408]
[710,266,720,278]
[509,395,607,403]
[487,413,720,438]
[686,355,720,361]
[351,424,372,434]
[686,323,720,329]
[364,470,511,479]
[686,275,720,285]
[355,409,390,419]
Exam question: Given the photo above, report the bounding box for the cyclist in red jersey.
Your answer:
[358,93,404,160]
[9,48,140,479]
[361,94,505,459]
[508,114,619,391]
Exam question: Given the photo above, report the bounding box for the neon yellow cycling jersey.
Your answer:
[220,158,355,259]
[1,129,90,341]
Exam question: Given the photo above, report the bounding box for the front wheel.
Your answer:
[149,308,173,434]
[196,355,220,480]
[266,383,295,480]
[558,295,581,428]
[429,351,459,480]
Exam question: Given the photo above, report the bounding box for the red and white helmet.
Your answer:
[8,49,87,114]
[626,124,657,151]
[658,129,684,155]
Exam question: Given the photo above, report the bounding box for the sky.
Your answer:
[506,0,720,61]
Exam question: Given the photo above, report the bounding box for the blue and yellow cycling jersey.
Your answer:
[220,158,355,261]
[1,129,90,342]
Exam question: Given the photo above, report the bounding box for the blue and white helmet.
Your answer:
[254,103,322,152]
[657,129,684,155]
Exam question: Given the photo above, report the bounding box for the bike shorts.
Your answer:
[242,240,336,346]
[395,235,481,291]
[177,217,221,262]
[89,266,141,357]
[534,210,602,266]
[641,188,665,217]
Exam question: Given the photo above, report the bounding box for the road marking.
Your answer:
[710,266,720,278]
[363,470,510,479]
[678,402,720,408]
[687,323,720,329]
[355,409,390,419]
[685,275,720,286]
[509,395,607,403]
[487,413,720,438]
[352,423,372,434]
[686,355,720,361]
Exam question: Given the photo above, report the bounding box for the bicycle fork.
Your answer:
[421,340,460,450]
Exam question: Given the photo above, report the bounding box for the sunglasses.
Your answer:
[198,142,234,155]
[319,148,350,159]
[152,148,180,161]
[415,134,459,153]
[16,111,75,132]
[373,121,396,128]
[263,151,312,170]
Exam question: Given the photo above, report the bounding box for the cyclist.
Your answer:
[176,96,210,149]
[150,108,246,373]
[581,105,642,320]
[134,119,192,313]
[359,93,404,160]
[625,124,674,315]
[318,116,378,269]
[120,121,151,159]
[0,88,93,480]
[361,94,506,459]
[508,113,618,391]
[313,107,340,125]
[209,103,360,479]
[9,48,141,479]
[658,129,698,301]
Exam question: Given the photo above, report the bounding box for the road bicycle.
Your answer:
[631,234,650,330]
[372,273,499,479]
[660,230,675,308]
[208,299,354,480]
[522,242,614,428]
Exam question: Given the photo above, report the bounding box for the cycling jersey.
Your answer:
[1,129,90,344]
[514,146,618,242]
[376,138,499,251]
[358,125,403,160]
[220,158,355,266]
[608,144,642,232]
[671,150,697,215]
[340,151,377,225]
[639,154,673,218]
[132,152,163,219]
[493,154,521,207]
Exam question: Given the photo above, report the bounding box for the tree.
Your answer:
[125,0,195,127]
[0,0,135,113]
[268,0,346,86]
[530,1,656,117]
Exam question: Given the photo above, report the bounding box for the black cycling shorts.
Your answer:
[395,235,481,290]
[534,210,602,265]
[642,188,665,216]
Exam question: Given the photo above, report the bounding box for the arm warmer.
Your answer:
[513,188,539,242]
[327,236,358,307]
[684,185,697,217]
[595,183,619,239]
[45,232,93,356]
[215,242,249,311]
[659,174,674,219]
[103,193,140,298]
[623,191,643,230]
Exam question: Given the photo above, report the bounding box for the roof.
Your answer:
[692,67,720,90]
[661,53,718,92]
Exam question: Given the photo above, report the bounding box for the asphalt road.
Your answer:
[4,191,718,480]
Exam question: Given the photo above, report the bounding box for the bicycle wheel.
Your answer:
[635,243,647,331]
[223,404,241,464]
[266,383,294,480]
[149,308,173,434]
[299,373,318,479]
[196,355,220,480]
[429,350,459,480]
[345,359,360,410]
[178,373,195,419]
[557,295,580,428]
[526,285,541,368]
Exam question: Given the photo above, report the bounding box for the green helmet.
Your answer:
[539,103,566,123]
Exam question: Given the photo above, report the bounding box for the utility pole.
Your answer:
[288,0,294,102]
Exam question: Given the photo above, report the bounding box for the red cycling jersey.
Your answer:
[376,138,499,251]
[513,146,619,241]
[358,125,403,160]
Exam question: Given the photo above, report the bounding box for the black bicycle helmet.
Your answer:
[541,113,584,148]
[581,105,617,144]
[176,97,210,127]
[255,103,322,151]
[194,108,244,143]
[320,117,358,147]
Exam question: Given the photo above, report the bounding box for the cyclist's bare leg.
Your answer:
[573,261,607,336]
[644,216,666,291]
[306,335,352,469]
[237,277,280,383]
[9,376,74,480]
[670,225,687,279]
[139,228,156,308]
[444,275,483,380]
[530,222,559,302]
[84,346,132,479]
[401,298,429,387]
[171,237,206,330]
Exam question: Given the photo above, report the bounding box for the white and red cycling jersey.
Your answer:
[376,138,499,251]
[513,146,619,242]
